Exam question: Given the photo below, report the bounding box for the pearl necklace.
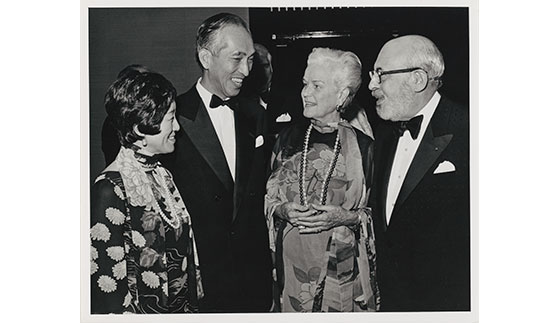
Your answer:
[151,167,183,229]
[299,123,342,207]
[116,147,185,230]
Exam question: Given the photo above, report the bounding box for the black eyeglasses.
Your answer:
[369,67,426,84]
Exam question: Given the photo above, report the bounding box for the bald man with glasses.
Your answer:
[367,35,470,311]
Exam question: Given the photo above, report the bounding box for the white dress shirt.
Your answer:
[386,92,441,225]
[196,79,236,181]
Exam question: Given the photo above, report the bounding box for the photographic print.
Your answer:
[81,1,478,322]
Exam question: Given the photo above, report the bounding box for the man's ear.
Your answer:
[198,48,213,70]
[412,69,429,92]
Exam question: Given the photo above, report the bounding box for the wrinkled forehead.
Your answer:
[215,25,254,55]
[304,61,336,82]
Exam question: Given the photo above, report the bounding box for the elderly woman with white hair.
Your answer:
[265,47,379,312]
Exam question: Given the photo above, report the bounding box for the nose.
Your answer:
[301,84,310,98]
[239,59,251,77]
[368,75,380,91]
[173,117,180,131]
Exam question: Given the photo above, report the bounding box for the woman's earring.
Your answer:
[142,138,148,147]
[336,104,343,113]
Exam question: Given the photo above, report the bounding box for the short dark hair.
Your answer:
[195,12,251,68]
[116,64,151,79]
[104,70,176,147]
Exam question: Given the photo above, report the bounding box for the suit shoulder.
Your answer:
[176,84,200,117]
[92,172,122,200]
[237,96,266,119]
[439,96,468,120]
[176,84,198,101]
[434,95,469,136]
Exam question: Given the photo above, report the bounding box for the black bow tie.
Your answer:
[393,115,423,140]
[209,95,237,110]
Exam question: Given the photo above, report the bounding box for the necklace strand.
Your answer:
[299,123,342,207]
[152,167,182,229]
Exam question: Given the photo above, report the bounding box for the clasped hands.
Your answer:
[275,202,359,234]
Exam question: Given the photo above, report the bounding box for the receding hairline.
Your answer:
[209,24,254,55]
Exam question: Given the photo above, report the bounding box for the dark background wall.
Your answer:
[249,7,469,127]
[88,7,469,184]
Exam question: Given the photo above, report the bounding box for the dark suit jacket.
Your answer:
[369,95,470,311]
[162,84,272,313]
[240,84,304,170]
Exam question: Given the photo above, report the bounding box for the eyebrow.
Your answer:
[231,50,254,57]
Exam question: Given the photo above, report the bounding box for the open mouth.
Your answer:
[232,77,244,87]
[373,94,384,106]
[303,101,315,108]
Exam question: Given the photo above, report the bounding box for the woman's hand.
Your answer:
[275,202,318,226]
[296,204,360,234]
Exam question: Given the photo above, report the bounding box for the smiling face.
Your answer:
[301,62,342,125]
[142,102,180,155]
[200,25,255,99]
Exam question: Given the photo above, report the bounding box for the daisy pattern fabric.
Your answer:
[90,146,203,314]
[265,121,380,312]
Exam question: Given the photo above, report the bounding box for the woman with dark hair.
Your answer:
[101,64,152,165]
[265,48,380,312]
[90,69,203,314]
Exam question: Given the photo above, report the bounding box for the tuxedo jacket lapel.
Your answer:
[372,121,397,233]
[177,87,234,193]
[232,111,254,222]
[393,100,453,215]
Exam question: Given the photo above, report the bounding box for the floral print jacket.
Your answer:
[90,149,202,314]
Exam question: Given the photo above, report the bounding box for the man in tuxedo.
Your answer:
[368,35,470,311]
[162,13,272,312]
[239,43,304,166]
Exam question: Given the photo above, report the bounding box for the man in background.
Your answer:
[240,43,305,166]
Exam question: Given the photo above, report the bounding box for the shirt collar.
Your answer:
[416,91,441,127]
[195,78,213,109]
[406,91,440,141]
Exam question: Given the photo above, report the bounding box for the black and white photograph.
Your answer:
[81,1,478,322]
[10,1,560,323]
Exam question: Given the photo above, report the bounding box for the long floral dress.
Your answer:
[90,147,203,314]
[265,121,380,312]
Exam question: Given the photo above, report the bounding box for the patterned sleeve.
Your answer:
[353,132,380,310]
[90,174,130,314]
[264,133,289,252]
